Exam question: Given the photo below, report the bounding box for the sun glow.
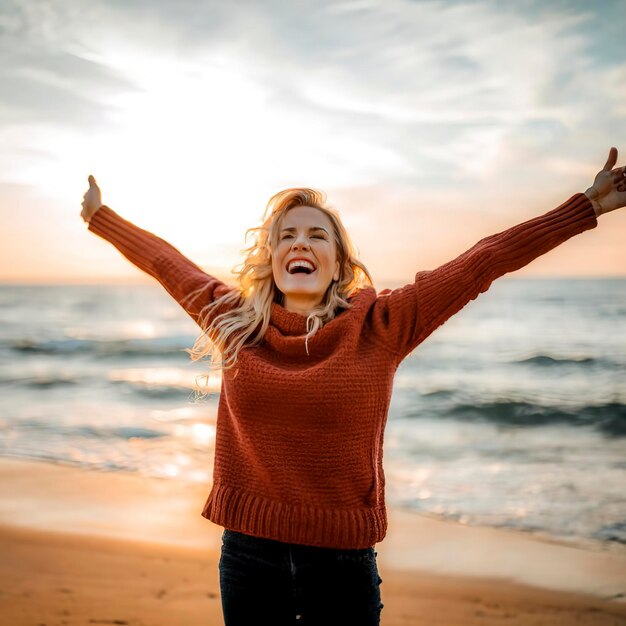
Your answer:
[16,43,413,266]
[74,49,280,256]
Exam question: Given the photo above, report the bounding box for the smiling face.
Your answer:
[271,205,340,315]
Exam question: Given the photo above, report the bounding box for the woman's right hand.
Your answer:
[81,175,102,223]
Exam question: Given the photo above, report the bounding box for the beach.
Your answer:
[1,456,625,625]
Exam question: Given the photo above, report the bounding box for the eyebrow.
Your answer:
[280,226,329,234]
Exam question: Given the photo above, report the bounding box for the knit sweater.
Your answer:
[87,192,598,549]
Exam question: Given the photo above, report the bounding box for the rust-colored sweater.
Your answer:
[87,193,597,549]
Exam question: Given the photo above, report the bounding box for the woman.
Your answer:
[81,148,626,626]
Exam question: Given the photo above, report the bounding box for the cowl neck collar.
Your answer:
[269,300,311,335]
[269,288,374,337]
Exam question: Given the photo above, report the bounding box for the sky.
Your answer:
[0,0,625,286]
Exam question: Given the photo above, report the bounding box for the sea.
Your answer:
[1,278,624,549]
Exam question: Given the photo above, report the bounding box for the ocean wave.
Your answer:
[4,418,168,440]
[0,375,80,388]
[0,452,142,474]
[404,398,626,437]
[0,374,195,394]
[511,354,606,367]
[107,367,218,399]
[421,389,456,399]
[592,521,626,545]
[7,336,192,359]
[111,379,199,400]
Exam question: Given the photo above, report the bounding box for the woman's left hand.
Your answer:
[585,146,626,216]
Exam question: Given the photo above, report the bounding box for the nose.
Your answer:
[291,235,311,250]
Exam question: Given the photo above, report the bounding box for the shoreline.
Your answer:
[1,456,625,624]
[3,521,625,626]
[1,454,621,552]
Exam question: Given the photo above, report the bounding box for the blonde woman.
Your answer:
[81,148,625,626]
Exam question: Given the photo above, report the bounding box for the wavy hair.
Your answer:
[184,187,375,400]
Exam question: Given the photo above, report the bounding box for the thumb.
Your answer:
[603,147,617,171]
[88,174,97,187]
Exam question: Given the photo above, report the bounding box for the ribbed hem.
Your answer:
[201,482,387,549]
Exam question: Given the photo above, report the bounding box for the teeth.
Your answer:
[287,260,315,273]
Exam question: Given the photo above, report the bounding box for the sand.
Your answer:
[0,457,625,625]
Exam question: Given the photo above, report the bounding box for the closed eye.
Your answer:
[281,234,326,240]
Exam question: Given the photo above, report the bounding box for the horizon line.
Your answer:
[1,275,625,287]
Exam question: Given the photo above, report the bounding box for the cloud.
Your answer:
[1,0,623,177]
[0,0,624,254]
[72,0,620,189]
[0,1,139,130]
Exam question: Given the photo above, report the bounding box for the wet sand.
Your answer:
[1,457,624,625]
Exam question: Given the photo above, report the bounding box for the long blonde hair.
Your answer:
[184,187,374,399]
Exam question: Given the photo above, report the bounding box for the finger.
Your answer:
[603,147,617,171]
[88,174,96,186]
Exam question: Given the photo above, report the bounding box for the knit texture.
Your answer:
[88,193,597,549]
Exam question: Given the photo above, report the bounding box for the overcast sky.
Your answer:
[1,0,625,284]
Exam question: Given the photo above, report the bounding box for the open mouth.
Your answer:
[285,261,317,275]
[287,266,317,276]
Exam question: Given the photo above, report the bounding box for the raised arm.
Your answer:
[370,193,597,362]
[370,147,626,362]
[81,176,238,328]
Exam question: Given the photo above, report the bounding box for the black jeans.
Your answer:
[219,529,384,625]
